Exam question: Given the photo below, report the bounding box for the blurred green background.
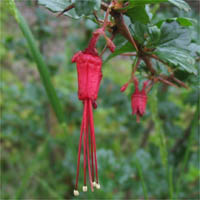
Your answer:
[1,1,199,199]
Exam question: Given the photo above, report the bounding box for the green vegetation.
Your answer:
[1,0,199,199]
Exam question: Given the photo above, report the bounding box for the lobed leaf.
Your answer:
[154,47,197,75]
[168,0,190,12]
[38,0,80,19]
[156,17,196,28]
[128,0,167,7]
[126,6,150,24]
[158,21,191,49]
[127,0,190,11]
[129,22,148,46]
[146,25,161,47]
[38,0,101,18]
[74,0,101,16]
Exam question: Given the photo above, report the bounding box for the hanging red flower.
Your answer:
[131,78,149,123]
[72,28,115,196]
[120,77,150,123]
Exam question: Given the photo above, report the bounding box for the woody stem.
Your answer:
[131,57,141,78]
[121,53,137,56]
[57,3,75,17]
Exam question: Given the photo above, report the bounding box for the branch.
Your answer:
[113,13,139,52]
[101,2,139,51]
[150,54,189,89]
[101,1,109,11]
[121,53,137,56]
[171,76,189,89]
[158,76,179,88]
[142,57,156,75]
[57,4,75,17]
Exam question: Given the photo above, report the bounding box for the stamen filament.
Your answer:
[83,101,87,186]
[90,112,95,182]
[86,100,94,191]
[75,101,87,190]
[89,100,99,184]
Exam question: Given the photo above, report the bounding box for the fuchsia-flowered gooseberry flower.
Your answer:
[72,27,115,196]
[131,78,149,123]
[120,77,150,123]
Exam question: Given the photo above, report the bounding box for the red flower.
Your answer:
[131,78,149,123]
[72,28,115,196]
[72,51,102,103]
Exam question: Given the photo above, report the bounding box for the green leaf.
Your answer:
[156,17,196,27]
[135,159,149,200]
[126,6,150,24]
[127,0,190,11]
[129,22,148,46]
[74,0,101,16]
[128,0,167,7]
[10,0,66,123]
[104,41,136,63]
[158,22,190,49]
[146,25,161,47]
[168,0,190,12]
[38,0,80,19]
[154,47,197,75]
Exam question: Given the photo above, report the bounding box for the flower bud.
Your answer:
[120,82,129,92]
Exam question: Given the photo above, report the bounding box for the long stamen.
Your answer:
[88,100,100,189]
[90,107,95,183]
[74,101,87,196]
[83,101,87,187]
[86,100,94,191]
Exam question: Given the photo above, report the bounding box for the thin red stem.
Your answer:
[102,3,112,30]
[87,34,100,52]
[89,100,99,184]
[75,101,87,189]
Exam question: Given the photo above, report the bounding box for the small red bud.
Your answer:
[120,82,129,92]
[106,37,116,52]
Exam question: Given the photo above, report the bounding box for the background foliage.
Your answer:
[1,0,199,199]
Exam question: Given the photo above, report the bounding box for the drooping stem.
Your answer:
[57,3,75,17]
[86,33,101,53]
[131,57,141,78]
